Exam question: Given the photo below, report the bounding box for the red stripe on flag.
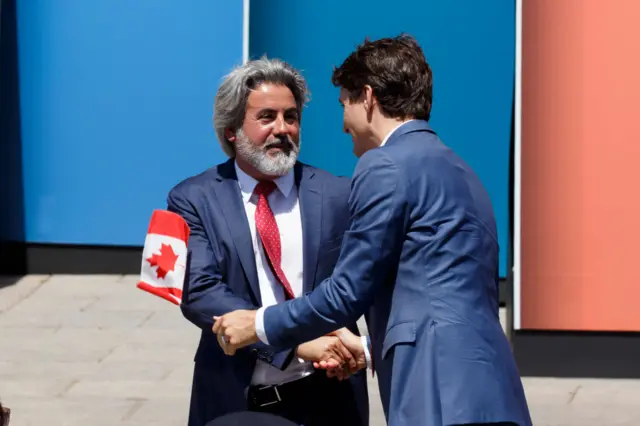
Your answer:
[137,281,183,305]
[147,210,190,243]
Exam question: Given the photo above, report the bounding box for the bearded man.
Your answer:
[167,58,369,426]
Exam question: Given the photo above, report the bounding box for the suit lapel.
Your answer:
[296,164,322,294]
[213,160,261,305]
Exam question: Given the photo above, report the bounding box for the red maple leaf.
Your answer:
[146,243,179,279]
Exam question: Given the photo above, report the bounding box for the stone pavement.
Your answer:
[0,275,638,426]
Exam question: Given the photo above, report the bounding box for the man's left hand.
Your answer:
[212,309,259,355]
[314,328,367,379]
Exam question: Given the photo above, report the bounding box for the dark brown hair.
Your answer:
[332,34,433,121]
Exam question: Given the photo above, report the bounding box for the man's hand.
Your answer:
[212,309,259,355]
[296,336,357,375]
[314,328,366,379]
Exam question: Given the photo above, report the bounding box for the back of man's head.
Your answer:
[332,34,433,121]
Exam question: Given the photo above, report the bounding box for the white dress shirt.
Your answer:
[255,121,417,372]
[234,162,315,386]
[380,119,416,147]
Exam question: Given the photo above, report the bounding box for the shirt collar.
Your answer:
[234,161,295,203]
[380,119,417,147]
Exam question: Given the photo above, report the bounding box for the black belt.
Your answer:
[248,372,320,408]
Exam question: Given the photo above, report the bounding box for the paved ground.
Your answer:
[0,275,638,425]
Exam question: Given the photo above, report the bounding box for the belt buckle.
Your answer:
[256,385,281,407]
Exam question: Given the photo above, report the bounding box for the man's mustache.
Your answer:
[264,137,297,152]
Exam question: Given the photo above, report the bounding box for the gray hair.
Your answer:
[213,57,310,157]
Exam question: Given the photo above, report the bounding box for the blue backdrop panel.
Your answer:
[16,1,243,245]
[250,0,514,276]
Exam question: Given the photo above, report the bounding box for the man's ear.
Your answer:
[362,85,376,122]
[362,85,375,113]
[224,128,237,143]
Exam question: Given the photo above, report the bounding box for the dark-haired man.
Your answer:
[213,35,532,426]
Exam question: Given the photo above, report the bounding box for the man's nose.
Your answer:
[273,115,288,135]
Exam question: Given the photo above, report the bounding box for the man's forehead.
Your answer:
[247,83,296,109]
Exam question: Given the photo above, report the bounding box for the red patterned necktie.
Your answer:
[254,181,295,300]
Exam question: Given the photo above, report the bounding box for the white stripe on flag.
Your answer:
[140,233,187,291]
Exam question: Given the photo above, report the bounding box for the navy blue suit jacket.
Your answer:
[262,121,532,426]
[167,160,368,426]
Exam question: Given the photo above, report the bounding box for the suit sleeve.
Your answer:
[167,187,295,369]
[263,150,407,348]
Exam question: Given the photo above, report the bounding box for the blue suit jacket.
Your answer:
[167,160,368,426]
[263,121,532,426]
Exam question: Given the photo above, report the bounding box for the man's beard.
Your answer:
[235,129,299,176]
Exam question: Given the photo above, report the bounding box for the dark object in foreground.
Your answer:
[0,402,10,426]
[205,411,297,426]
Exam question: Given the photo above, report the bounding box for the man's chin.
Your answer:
[255,156,297,176]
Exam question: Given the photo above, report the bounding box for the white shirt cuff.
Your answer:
[361,335,372,370]
[255,306,270,345]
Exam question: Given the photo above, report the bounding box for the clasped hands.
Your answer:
[212,310,365,379]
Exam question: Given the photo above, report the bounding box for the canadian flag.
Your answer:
[137,209,190,305]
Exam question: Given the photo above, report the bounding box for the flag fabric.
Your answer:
[137,209,190,305]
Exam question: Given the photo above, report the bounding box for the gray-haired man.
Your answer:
[167,58,369,426]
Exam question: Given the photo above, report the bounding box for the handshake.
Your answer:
[293,328,367,380]
[212,310,368,380]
